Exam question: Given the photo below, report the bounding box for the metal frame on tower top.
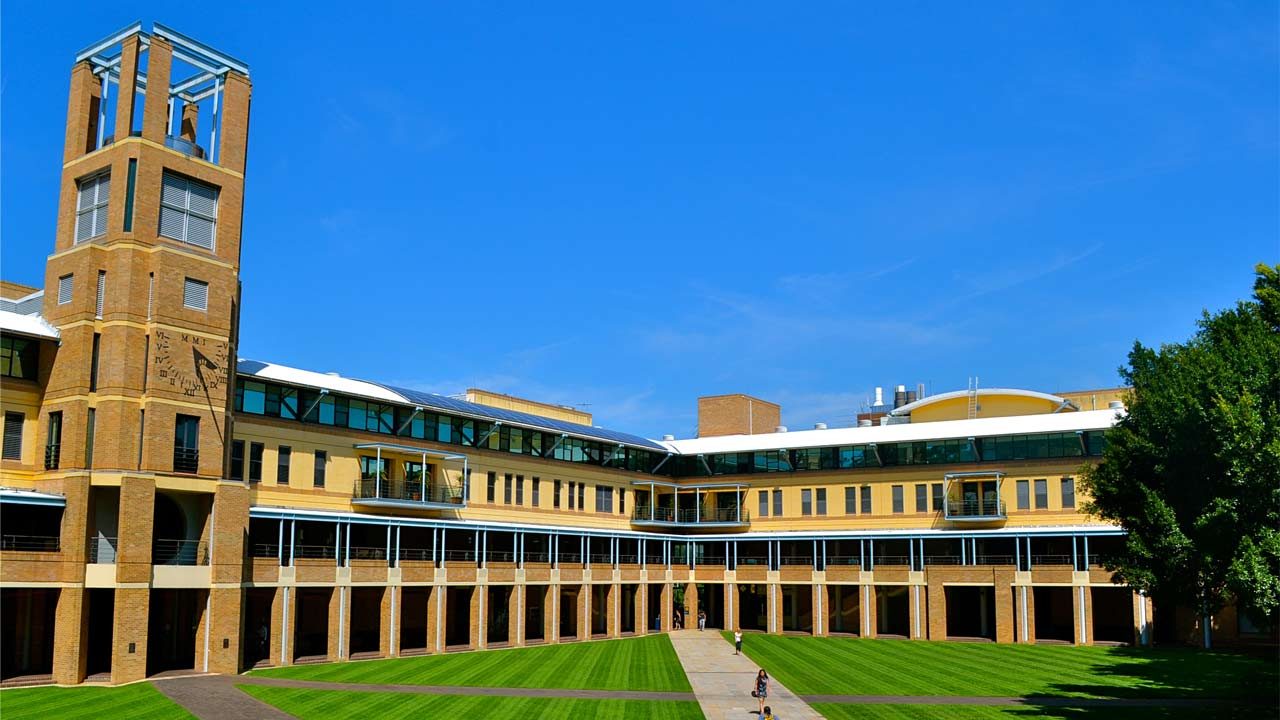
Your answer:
[74,21,249,162]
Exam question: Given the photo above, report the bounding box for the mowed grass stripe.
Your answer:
[0,683,194,720]
[727,633,1277,700]
[813,703,1273,720]
[249,634,691,692]
[239,685,705,720]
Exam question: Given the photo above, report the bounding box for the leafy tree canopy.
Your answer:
[1083,264,1280,627]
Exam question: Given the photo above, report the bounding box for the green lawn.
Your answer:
[240,685,704,719]
[250,634,691,692]
[0,682,193,720]
[726,632,1278,701]
[813,703,1273,720]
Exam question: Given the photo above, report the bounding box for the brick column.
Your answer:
[767,584,780,634]
[63,61,101,162]
[207,586,242,673]
[908,585,926,640]
[636,584,648,635]
[606,584,619,637]
[218,72,253,174]
[113,36,142,142]
[426,585,443,653]
[1072,585,1092,645]
[685,582,698,630]
[995,570,1016,643]
[660,583,673,632]
[1019,585,1037,643]
[52,588,88,684]
[381,586,395,657]
[926,579,947,640]
[328,587,346,661]
[812,585,826,636]
[112,587,150,683]
[865,585,878,638]
[545,585,559,643]
[510,585,523,647]
[577,585,590,639]
[471,586,485,649]
[270,586,289,666]
[140,37,172,142]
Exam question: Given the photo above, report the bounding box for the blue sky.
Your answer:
[3,2,1277,437]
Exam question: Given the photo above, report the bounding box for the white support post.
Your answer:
[334,521,341,563]
[375,447,382,499]
[385,525,391,566]
[289,520,296,565]
[281,587,290,662]
[869,539,875,570]
[395,525,401,567]
[344,523,350,567]
[209,75,221,164]
[482,530,488,568]
[1138,591,1149,646]
[908,537,914,569]
[277,519,284,566]
[338,586,346,659]
[1072,536,1079,570]
[1083,536,1090,568]
[1020,586,1029,642]
[695,488,700,523]
[961,537,966,565]
[1015,534,1021,570]
[96,72,109,149]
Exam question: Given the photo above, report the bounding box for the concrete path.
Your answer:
[668,629,822,719]
[154,674,296,720]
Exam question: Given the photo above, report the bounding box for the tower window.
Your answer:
[57,274,73,305]
[2,412,22,460]
[159,172,218,250]
[183,278,209,312]
[0,337,39,380]
[75,171,110,242]
[174,414,200,473]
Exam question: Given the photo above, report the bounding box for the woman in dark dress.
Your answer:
[754,668,769,715]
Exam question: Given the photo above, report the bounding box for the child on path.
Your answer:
[734,630,743,655]
[698,610,707,631]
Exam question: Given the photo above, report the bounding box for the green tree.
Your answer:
[1082,264,1280,645]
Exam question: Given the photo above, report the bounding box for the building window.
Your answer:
[554,479,562,508]
[619,487,625,515]
[85,408,96,468]
[44,412,62,470]
[230,440,245,481]
[487,471,497,503]
[931,482,943,512]
[2,412,22,460]
[504,473,513,504]
[844,486,856,514]
[0,336,39,380]
[860,485,872,514]
[532,477,540,507]
[568,481,576,509]
[772,489,783,517]
[1016,479,1030,510]
[759,490,770,517]
[277,445,291,485]
[249,442,264,483]
[816,488,827,515]
[159,172,218,250]
[174,414,199,473]
[95,271,106,318]
[58,274,73,305]
[596,485,614,513]
[1034,478,1048,509]
[891,485,904,514]
[915,483,927,513]
[123,159,137,232]
[1061,477,1075,508]
[183,278,209,312]
[89,333,101,392]
[800,488,812,516]
[313,450,327,488]
[75,171,110,242]
[515,475,524,505]
[577,483,585,510]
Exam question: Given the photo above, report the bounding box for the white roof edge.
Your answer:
[890,388,1074,417]
[0,487,67,506]
[0,310,60,340]
[665,408,1121,455]
[237,358,410,405]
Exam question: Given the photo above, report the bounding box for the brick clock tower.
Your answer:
[37,22,252,683]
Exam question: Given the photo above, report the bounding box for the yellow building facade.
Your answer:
[3,22,1245,689]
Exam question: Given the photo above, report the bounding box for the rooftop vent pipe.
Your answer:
[1108,401,1124,410]
[813,422,827,430]
[858,419,873,427]
[775,425,788,433]
[873,387,884,407]
[662,434,675,441]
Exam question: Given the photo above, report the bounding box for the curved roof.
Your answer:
[888,388,1076,417]
[236,359,667,452]
[0,310,59,340]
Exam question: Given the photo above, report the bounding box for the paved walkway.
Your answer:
[668,629,822,719]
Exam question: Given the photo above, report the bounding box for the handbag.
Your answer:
[751,690,759,698]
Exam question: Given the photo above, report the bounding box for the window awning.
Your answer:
[0,488,66,507]
[353,442,467,461]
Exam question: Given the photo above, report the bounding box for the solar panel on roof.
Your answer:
[375,383,667,451]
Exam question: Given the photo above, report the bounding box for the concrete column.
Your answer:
[1019,585,1037,644]
[140,37,172,142]
[908,585,926,640]
[812,584,826,636]
[767,584,780,634]
[270,586,290,666]
[426,585,443,653]
[545,585,558,643]
[727,583,740,631]
[113,36,142,142]
[865,585,879,638]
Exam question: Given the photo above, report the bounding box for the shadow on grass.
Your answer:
[1005,645,1278,719]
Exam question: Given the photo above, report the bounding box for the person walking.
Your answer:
[734,629,743,655]
[698,610,707,631]
[752,668,769,715]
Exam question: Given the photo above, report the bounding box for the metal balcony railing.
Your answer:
[44,443,60,470]
[89,536,118,563]
[153,538,208,566]
[631,505,750,525]
[250,543,280,558]
[1031,554,1073,566]
[945,498,1005,520]
[294,544,338,560]
[354,477,465,506]
[173,447,200,474]
[347,545,386,561]
[1,534,60,552]
[398,547,433,562]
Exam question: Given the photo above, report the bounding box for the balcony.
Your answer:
[352,476,465,510]
[89,536,118,563]
[43,443,60,470]
[0,534,60,552]
[631,505,750,527]
[173,447,200,474]
[153,538,209,566]
[944,497,1006,522]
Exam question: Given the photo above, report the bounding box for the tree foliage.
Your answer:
[1082,264,1280,626]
